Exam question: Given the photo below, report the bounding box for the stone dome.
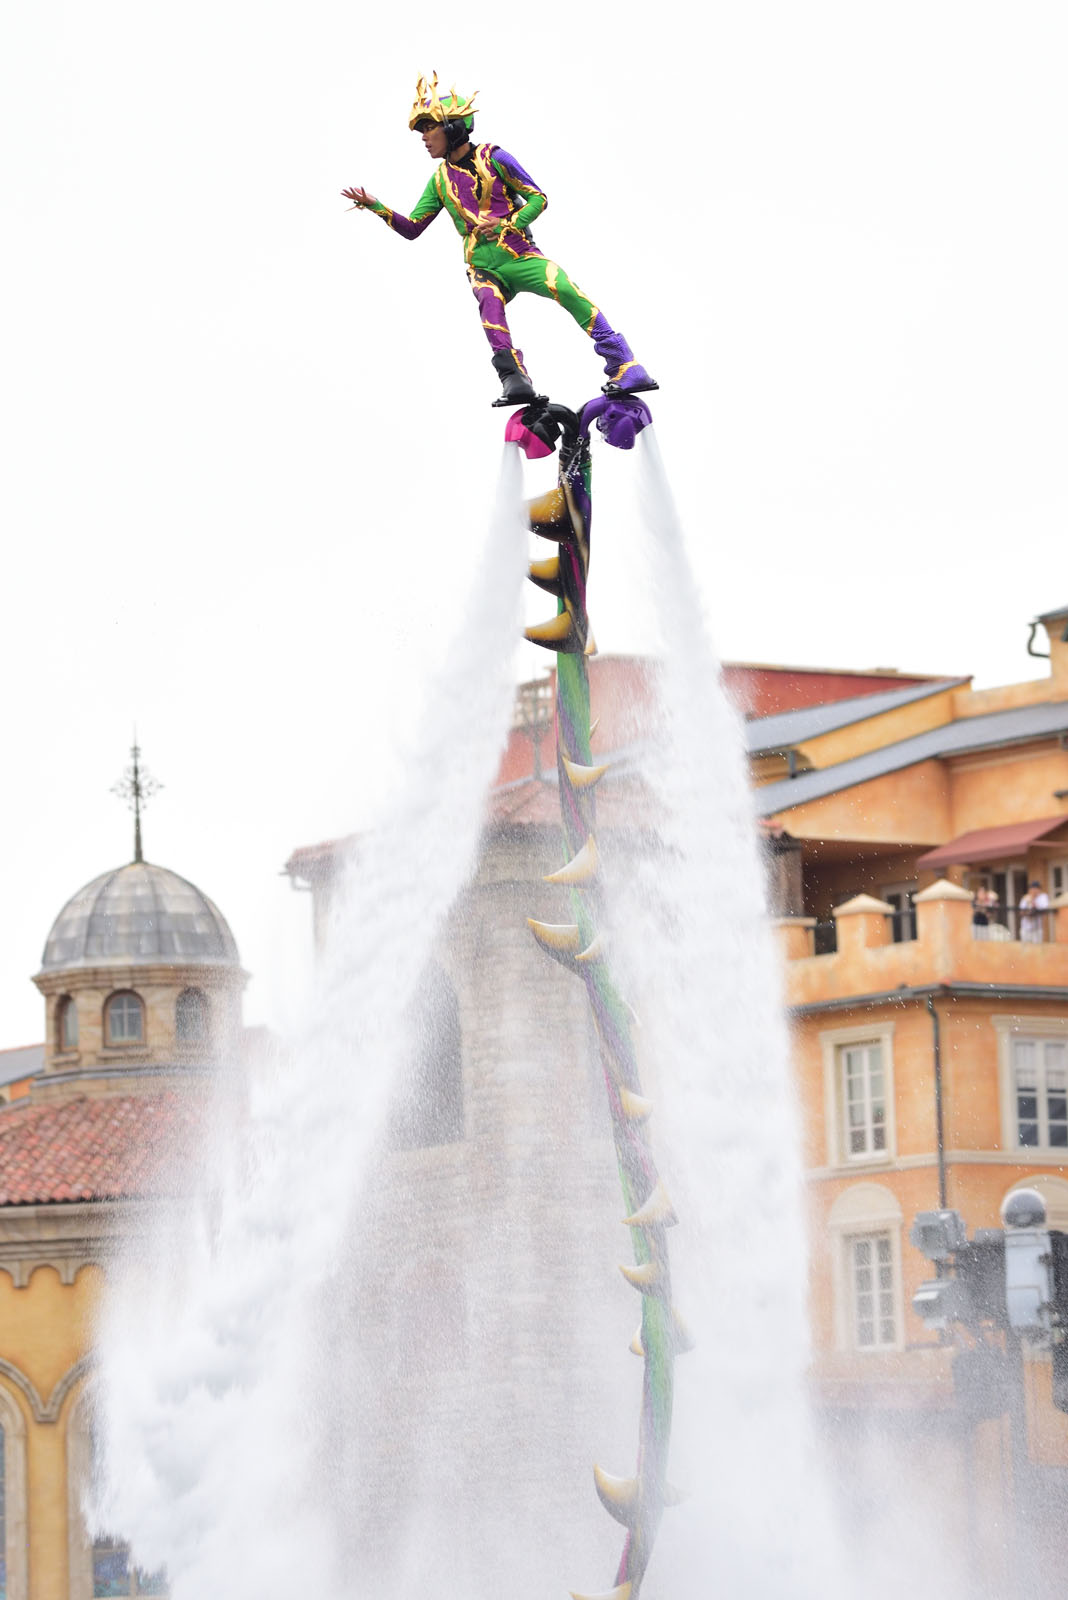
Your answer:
[40,861,240,972]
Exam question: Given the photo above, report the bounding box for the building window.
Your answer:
[1012,1037,1067,1150]
[881,882,917,943]
[848,1232,898,1350]
[820,1023,896,1170]
[175,989,209,1044]
[105,993,144,1046]
[58,996,78,1051]
[0,1386,28,1600]
[390,965,463,1150]
[996,1018,1068,1162]
[828,1183,904,1353]
[92,1539,166,1598]
[969,866,1030,938]
[841,1041,887,1159]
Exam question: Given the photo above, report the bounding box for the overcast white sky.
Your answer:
[3,1,1067,1048]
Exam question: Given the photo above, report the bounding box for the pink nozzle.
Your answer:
[504,410,553,459]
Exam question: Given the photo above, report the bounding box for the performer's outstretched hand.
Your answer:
[342,185,376,209]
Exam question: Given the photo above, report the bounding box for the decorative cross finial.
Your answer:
[112,736,162,864]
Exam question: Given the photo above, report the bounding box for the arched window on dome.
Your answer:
[175,989,210,1045]
[57,995,78,1052]
[390,964,463,1150]
[105,992,144,1046]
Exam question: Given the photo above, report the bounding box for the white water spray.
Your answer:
[594,432,846,1596]
[91,427,976,1600]
[613,434,971,1600]
[92,450,529,1599]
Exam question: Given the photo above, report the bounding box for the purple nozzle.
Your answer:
[580,395,654,451]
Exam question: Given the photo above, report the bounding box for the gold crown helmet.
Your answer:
[408,72,479,132]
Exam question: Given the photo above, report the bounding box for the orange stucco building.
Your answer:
[759,602,1068,1591]
[291,601,1068,1597]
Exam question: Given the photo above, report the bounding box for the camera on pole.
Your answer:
[909,1191,1068,1421]
[909,1209,1008,1330]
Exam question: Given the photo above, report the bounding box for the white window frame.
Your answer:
[1050,860,1068,901]
[995,1016,1068,1160]
[820,1022,897,1170]
[845,1231,900,1352]
[827,1182,905,1353]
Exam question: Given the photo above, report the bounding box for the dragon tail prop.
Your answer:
[516,395,687,1600]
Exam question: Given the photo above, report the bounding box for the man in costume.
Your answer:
[342,74,657,406]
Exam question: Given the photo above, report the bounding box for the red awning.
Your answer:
[917,816,1068,871]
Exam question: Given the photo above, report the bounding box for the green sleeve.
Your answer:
[410,172,444,222]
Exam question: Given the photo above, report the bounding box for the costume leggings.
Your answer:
[466,256,636,382]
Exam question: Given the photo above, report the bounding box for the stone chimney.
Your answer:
[1034,604,1068,686]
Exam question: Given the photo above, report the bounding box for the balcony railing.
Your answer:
[812,909,916,956]
[972,904,1056,944]
[776,882,1068,1005]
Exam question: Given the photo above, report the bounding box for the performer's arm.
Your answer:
[490,150,548,230]
[341,174,443,240]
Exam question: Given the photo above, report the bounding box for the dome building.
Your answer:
[34,860,245,1095]
[0,752,247,1600]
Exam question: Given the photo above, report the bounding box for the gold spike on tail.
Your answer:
[592,1465,640,1528]
[623,1180,678,1229]
[544,836,599,885]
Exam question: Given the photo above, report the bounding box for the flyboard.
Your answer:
[509,389,688,1600]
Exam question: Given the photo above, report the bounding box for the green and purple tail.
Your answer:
[515,396,687,1600]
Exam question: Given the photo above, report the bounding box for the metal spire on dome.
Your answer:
[112,735,162,864]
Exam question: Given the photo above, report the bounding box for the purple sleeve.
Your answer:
[490,148,548,229]
[368,173,443,240]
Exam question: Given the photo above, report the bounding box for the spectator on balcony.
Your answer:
[1019,881,1050,943]
[971,884,998,938]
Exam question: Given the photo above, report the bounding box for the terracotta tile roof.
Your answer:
[0,1093,195,1206]
[485,773,655,830]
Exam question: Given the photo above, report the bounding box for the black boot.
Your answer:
[490,349,538,407]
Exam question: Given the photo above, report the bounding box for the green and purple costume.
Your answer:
[367,144,652,392]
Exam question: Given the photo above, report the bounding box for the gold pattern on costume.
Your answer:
[472,144,496,222]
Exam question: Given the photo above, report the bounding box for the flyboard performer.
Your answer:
[342,73,658,407]
[343,77,678,1600]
